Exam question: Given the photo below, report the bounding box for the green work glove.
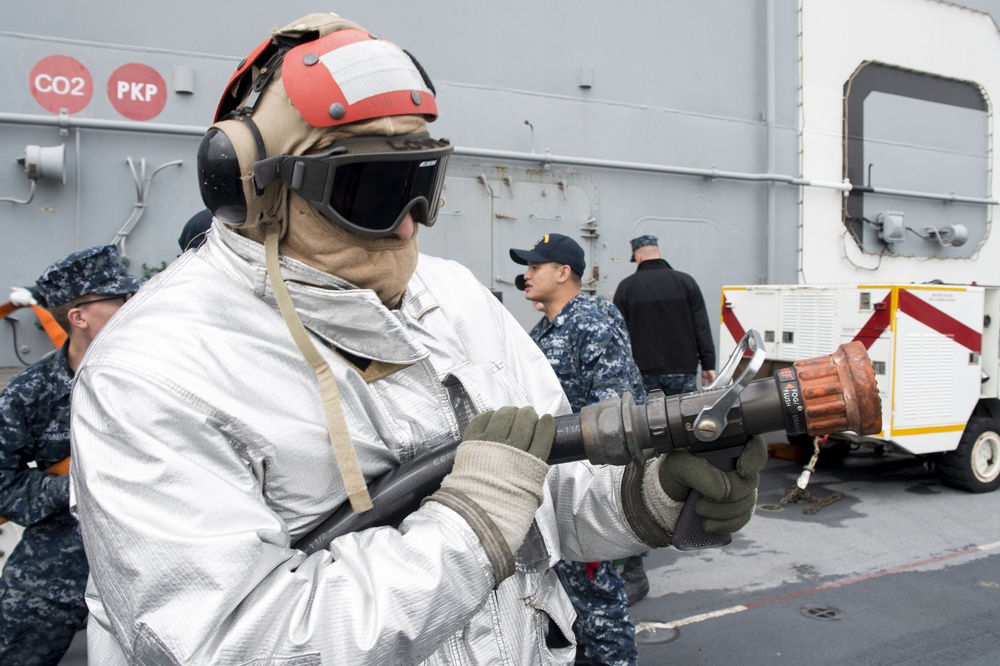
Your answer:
[462,405,555,461]
[658,435,768,534]
[427,406,555,584]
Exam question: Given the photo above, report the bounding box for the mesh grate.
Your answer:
[800,605,844,621]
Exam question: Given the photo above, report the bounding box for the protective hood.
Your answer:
[201,13,440,237]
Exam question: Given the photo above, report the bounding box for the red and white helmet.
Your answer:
[197,13,445,234]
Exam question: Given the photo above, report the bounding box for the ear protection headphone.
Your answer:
[197,18,440,230]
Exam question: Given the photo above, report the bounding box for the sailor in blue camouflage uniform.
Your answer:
[512,233,645,666]
[0,245,142,665]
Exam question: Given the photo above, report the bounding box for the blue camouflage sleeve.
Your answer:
[0,372,72,526]
[575,319,645,406]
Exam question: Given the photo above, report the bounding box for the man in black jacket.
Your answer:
[613,235,716,393]
[612,234,717,604]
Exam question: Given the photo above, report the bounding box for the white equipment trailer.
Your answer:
[720,283,1000,492]
[713,0,1000,494]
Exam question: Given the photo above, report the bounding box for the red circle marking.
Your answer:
[30,55,93,115]
[107,63,167,121]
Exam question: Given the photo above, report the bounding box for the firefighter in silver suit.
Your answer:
[69,13,766,665]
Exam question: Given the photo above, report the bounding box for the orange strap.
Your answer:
[0,301,67,349]
[0,457,71,526]
[45,457,72,476]
[30,304,67,349]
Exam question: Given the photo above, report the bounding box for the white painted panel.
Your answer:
[779,289,839,359]
[801,0,1000,285]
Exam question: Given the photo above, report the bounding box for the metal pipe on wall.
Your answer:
[2,112,993,206]
[0,111,205,137]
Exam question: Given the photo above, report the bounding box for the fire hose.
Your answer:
[294,330,882,554]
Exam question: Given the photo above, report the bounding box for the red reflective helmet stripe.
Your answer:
[282,29,437,128]
[213,36,273,122]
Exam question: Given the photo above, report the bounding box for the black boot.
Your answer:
[622,555,649,606]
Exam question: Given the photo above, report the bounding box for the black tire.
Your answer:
[937,416,1000,493]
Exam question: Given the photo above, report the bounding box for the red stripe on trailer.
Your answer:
[897,289,981,353]
[852,293,892,350]
[722,305,747,351]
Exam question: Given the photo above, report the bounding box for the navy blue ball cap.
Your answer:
[34,245,145,308]
[509,233,585,277]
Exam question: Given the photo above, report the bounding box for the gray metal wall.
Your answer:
[1,1,991,368]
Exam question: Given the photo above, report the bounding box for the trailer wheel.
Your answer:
[937,417,1000,493]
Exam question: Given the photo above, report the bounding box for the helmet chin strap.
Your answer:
[263,222,373,514]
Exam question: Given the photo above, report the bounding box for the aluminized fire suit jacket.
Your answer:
[69,224,654,665]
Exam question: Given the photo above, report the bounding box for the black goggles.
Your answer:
[276,134,453,238]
